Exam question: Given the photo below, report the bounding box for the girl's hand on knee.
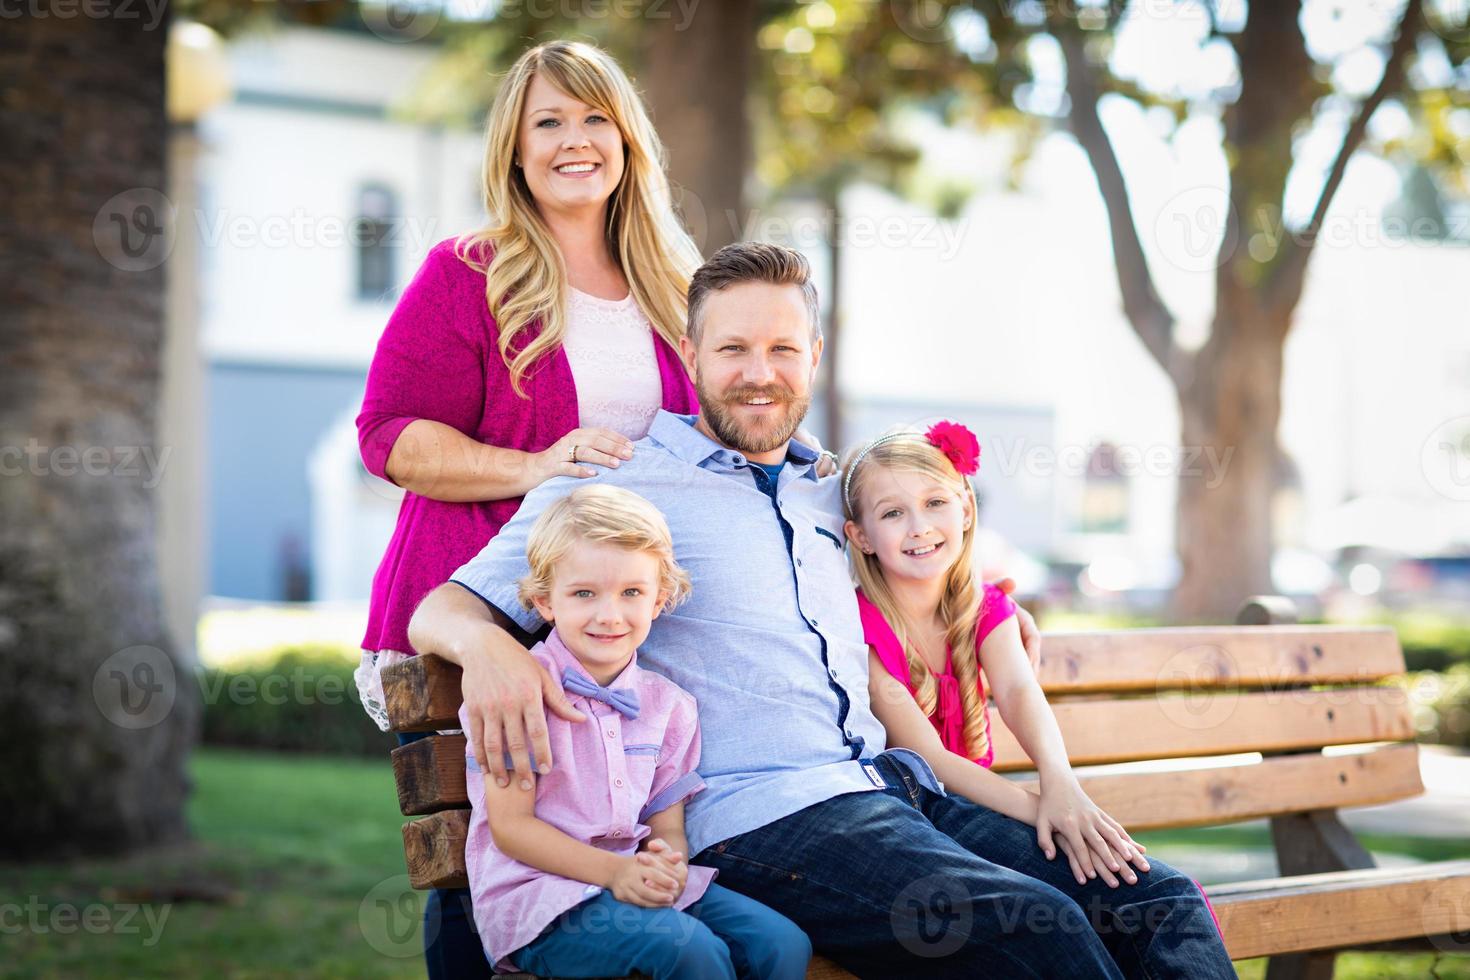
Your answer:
[610,855,679,908]
[1037,777,1151,886]
[1053,835,1088,886]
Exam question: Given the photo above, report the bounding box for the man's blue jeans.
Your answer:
[693,751,1235,979]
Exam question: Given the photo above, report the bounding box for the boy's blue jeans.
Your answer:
[694,751,1235,980]
[513,882,812,979]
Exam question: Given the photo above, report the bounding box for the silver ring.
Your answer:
[569,444,578,463]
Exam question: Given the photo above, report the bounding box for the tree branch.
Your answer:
[1053,17,1188,389]
[1268,0,1423,307]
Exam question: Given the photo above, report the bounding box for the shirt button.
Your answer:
[828,667,838,681]
[614,777,624,787]
[844,728,853,738]
[811,618,819,627]
[796,558,803,567]
[611,830,622,837]
[606,729,616,738]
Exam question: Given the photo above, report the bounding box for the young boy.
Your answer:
[458,484,811,979]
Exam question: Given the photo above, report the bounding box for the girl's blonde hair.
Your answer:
[455,40,702,397]
[840,427,988,760]
[518,485,692,613]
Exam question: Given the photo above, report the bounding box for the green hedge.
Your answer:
[1390,613,1470,673]
[199,648,396,757]
[1405,664,1470,749]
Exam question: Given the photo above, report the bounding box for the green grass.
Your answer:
[1,749,425,979]
[2,748,1468,978]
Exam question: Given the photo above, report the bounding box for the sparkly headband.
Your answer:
[841,420,981,514]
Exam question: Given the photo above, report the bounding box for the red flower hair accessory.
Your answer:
[926,420,980,476]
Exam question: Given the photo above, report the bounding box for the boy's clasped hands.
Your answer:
[613,837,688,907]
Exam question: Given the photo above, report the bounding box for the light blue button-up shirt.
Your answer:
[451,411,942,855]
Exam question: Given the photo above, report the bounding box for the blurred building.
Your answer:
[189,25,1470,611]
[196,26,484,602]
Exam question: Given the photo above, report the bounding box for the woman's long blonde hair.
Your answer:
[455,40,702,396]
[841,428,989,760]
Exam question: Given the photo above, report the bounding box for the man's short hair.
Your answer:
[518,484,692,612]
[686,241,822,347]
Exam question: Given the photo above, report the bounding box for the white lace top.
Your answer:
[561,286,664,440]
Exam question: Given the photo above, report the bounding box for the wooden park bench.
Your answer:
[381,597,1470,978]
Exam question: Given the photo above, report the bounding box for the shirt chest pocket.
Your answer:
[799,521,865,640]
[621,743,660,807]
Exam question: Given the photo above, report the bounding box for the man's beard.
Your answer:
[695,375,811,456]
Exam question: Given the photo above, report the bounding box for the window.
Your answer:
[355,183,398,301]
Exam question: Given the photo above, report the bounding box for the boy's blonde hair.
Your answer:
[840,426,988,761]
[518,485,692,612]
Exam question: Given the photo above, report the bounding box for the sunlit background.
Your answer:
[8,1,1470,977]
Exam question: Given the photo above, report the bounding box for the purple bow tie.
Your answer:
[562,667,641,719]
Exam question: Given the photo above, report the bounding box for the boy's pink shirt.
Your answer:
[856,583,1017,768]
[457,628,715,972]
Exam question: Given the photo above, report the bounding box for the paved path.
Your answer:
[1341,746,1470,839]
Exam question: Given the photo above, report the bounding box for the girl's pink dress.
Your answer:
[856,584,1017,767]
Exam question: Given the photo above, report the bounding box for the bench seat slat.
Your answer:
[1209,860,1470,959]
[989,686,1414,771]
[1036,626,1403,694]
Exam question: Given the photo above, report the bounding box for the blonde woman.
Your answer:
[355,41,732,977]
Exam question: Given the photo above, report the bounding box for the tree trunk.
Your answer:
[822,187,844,449]
[640,0,758,254]
[0,5,197,857]
[1172,287,1288,621]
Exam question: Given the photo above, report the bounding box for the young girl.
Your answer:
[458,484,811,979]
[841,421,1147,887]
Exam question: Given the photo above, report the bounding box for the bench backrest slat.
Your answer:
[380,626,1408,733]
[987,686,1414,771]
[388,734,1425,833]
[1037,626,1403,693]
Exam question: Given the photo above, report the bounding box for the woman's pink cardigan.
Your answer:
[356,237,699,655]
